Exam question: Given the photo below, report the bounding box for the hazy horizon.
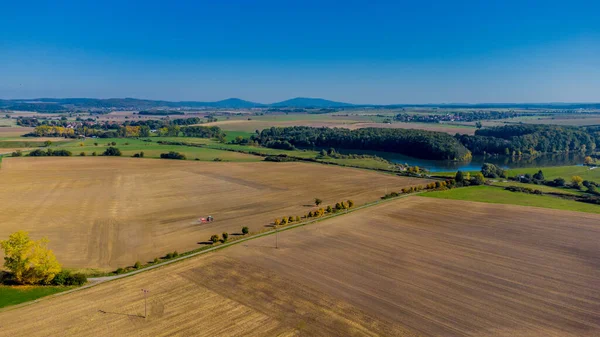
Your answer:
[2,1,599,104]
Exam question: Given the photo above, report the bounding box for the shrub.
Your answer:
[51,270,70,286]
[103,147,122,156]
[153,257,159,264]
[79,152,86,156]
[66,273,87,286]
[160,151,186,160]
[288,216,294,223]
[115,268,125,274]
[314,198,322,206]
[347,200,354,208]
[111,141,117,146]
[242,226,249,235]
[134,261,142,269]
[295,216,300,222]
[222,232,229,242]
[173,251,178,257]
[92,151,97,156]
[12,150,22,157]
[210,235,219,243]
[213,158,222,162]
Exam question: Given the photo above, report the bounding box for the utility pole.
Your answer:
[141,289,150,318]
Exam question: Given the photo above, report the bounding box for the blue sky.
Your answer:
[1,0,599,104]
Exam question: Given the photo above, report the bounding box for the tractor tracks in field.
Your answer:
[2,192,422,312]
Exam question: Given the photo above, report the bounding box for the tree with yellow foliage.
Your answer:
[0,231,61,285]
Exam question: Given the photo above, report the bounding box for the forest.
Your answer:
[457,125,599,156]
[253,126,472,160]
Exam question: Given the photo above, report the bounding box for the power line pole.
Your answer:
[141,289,149,318]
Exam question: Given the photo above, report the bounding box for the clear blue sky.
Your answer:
[1,0,599,104]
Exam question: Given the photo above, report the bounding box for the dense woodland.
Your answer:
[253,126,472,160]
[457,125,600,156]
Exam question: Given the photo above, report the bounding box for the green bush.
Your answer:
[134,261,142,269]
[102,147,122,156]
[160,151,186,160]
[242,226,249,235]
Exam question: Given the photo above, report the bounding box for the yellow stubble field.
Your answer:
[0,157,429,270]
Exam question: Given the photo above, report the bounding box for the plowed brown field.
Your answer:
[1,197,599,336]
[0,157,429,270]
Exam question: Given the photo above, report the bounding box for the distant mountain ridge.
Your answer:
[1,97,600,111]
[0,97,349,110]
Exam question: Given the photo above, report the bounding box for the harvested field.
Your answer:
[345,122,476,134]
[202,119,475,134]
[0,157,429,270]
[1,197,600,336]
[0,127,34,137]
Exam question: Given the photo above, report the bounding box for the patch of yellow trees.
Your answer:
[0,231,61,285]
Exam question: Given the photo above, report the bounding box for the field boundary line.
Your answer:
[0,191,422,312]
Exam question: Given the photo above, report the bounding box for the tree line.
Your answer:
[252,126,472,161]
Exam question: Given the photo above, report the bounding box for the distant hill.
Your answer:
[270,97,353,108]
[1,97,599,112]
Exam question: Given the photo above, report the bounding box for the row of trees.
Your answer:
[274,199,355,226]
[209,227,249,244]
[253,126,472,161]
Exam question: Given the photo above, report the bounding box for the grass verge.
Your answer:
[0,286,72,309]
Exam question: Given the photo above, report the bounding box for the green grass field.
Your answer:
[52,138,262,162]
[0,286,70,309]
[437,165,600,184]
[506,166,600,183]
[423,185,600,214]
[490,181,586,196]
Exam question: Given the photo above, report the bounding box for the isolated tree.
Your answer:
[347,200,354,208]
[584,156,594,165]
[335,202,342,210]
[274,219,281,226]
[571,176,584,189]
[533,170,544,181]
[471,172,486,185]
[314,198,322,206]
[0,231,61,285]
[281,217,288,225]
[326,205,333,213]
[111,141,117,146]
[94,142,98,146]
[222,232,229,242]
[102,147,121,156]
[210,235,219,244]
[288,216,294,223]
[455,170,465,184]
[241,226,249,235]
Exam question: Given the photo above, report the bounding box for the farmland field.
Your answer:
[202,113,476,134]
[1,197,599,336]
[0,157,430,270]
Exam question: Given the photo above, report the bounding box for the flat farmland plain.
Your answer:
[1,197,599,336]
[0,157,429,270]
